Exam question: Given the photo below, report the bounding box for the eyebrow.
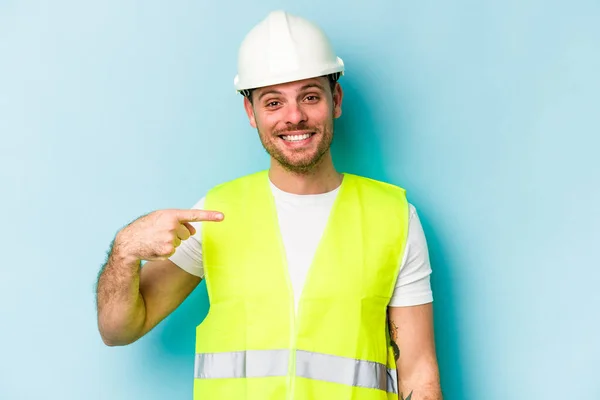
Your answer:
[299,83,325,92]
[258,90,282,102]
[257,83,326,102]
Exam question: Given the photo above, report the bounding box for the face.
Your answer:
[243,76,343,174]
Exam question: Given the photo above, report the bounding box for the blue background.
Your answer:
[1,1,599,399]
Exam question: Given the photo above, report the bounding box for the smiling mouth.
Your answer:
[279,132,315,142]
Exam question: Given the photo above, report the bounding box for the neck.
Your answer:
[268,152,343,195]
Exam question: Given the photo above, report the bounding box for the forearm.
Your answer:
[387,303,442,400]
[398,381,442,400]
[397,362,443,400]
[96,236,146,346]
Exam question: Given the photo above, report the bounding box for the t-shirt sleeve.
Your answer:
[388,204,434,307]
[168,197,206,278]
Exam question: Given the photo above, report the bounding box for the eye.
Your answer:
[304,95,320,103]
[265,101,281,108]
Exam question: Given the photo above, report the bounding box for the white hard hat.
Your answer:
[234,10,345,95]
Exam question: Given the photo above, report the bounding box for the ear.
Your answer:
[243,96,257,128]
[332,83,343,119]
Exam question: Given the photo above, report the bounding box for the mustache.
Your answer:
[273,123,318,135]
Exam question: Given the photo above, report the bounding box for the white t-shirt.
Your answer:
[169,180,433,310]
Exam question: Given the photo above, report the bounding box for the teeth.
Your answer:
[282,133,311,142]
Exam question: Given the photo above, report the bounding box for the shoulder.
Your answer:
[207,170,268,196]
[349,173,406,193]
[347,173,408,206]
[182,171,267,211]
[408,202,417,218]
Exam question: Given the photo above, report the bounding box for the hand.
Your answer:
[115,209,224,261]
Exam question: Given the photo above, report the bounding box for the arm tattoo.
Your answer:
[400,391,413,400]
[389,320,400,361]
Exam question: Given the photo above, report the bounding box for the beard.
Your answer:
[257,120,334,174]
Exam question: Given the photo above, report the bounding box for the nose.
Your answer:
[284,102,307,126]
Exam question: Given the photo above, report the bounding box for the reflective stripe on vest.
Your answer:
[194,349,289,379]
[194,349,398,394]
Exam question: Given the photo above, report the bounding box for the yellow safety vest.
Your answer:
[194,170,409,399]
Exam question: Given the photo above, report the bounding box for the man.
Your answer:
[96,10,442,400]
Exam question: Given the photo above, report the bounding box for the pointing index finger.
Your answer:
[176,209,224,222]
